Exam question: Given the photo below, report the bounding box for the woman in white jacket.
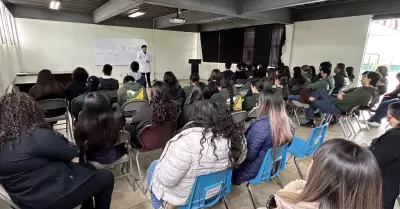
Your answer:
[146,100,246,209]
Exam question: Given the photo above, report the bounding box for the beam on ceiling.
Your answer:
[154,11,225,28]
[93,0,143,23]
[240,0,326,14]
[201,19,277,32]
[297,0,400,21]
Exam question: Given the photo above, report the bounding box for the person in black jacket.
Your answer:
[99,64,119,91]
[222,62,235,81]
[369,102,400,209]
[234,63,247,81]
[65,67,88,103]
[179,83,206,128]
[163,71,185,99]
[0,92,114,209]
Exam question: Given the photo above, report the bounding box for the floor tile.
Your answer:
[111,178,148,209]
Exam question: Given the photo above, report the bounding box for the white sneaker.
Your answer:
[367,121,381,128]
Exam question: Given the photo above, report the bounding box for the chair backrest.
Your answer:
[347,105,360,115]
[180,169,232,209]
[249,144,288,184]
[247,106,259,118]
[37,99,66,110]
[231,111,248,124]
[122,100,148,116]
[303,124,328,156]
[138,121,177,151]
[0,183,20,209]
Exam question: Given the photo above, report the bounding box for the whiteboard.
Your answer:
[94,37,147,66]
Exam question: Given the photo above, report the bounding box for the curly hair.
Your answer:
[190,100,244,168]
[150,81,177,124]
[0,93,49,146]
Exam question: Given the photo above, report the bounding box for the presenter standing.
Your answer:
[137,45,152,87]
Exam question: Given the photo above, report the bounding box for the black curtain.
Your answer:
[219,28,245,63]
[200,31,219,62]
[253,24,285,66]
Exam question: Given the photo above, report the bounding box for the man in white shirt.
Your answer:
[137,45,152,87]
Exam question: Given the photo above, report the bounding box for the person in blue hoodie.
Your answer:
[232,89,294,184]
[128,61,147,87]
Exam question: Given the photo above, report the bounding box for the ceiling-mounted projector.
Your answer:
[170,17,185,24]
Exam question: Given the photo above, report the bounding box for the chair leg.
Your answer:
[223,196,230,209]
[293,157,304,180]
[338,119,349,139]
[320,113,326,126]
[326,114,333,128]
[246,183,257,209]
[346,117,356,137]
[361,111,370,131]
[135,152,144,191]
[128,152,137,191]
[293,107,300,127]
[353,113,362,130]
[275,175,284,189]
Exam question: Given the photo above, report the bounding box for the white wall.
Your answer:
[289,15,371,80]
[15,18,200,81]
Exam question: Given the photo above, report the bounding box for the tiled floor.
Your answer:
[0,116,399,209]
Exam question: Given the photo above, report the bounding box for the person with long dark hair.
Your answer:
[0,93,114,209]
[346,66,356,83]
[211,78,238,112]
[65,67,88,103]
[163,71,184,99]
[74,92,125,164]
[369,102,400,209]
[29,69,66,118]
[183,73,200,99]
[272,139,381,209]
[128,81,178,147]
[179,83,206,127]
[146,100,246,208]
[208,69,222,85]
[204,81,219,99]
[289,66,310,95]
[232,89,293,184]
[262,68,278,89]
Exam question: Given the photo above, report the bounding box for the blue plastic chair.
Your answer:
[247,144,289,209]
[168,169,232,209]
[287,124,328,179]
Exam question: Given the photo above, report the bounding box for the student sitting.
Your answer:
[332,63,350,94]
[244,64,255,79]
[117,75,147,106]
[128,81,178,148]
[235,63,247,81]
[163,71,185,99]
[346,66,356,83]
[99,64,119,90]
[146,100,246,209]
[306,62,335,92]
[382,72,400,102]
[310,65,320,83]
[369,102,400,209]
[269,139,381,209]
[301,71,381,128]
[183,73,200,99]
[262,68,277,89]
[242,79,263,111]
[289,66,310,95]
[127,61,146,87]
[29,69,66,118]
[71,76,111,118]
[222,62,235,81]
[179,83,206,128]
[232,89,293,184]
[301,65,313,81]
[74,92,126,164]
[204,81,219,99]
[65,67,88,103]
[0,93,114,209]
[211,78,239,111]
[208,69,222,84]
[370,66,389,107]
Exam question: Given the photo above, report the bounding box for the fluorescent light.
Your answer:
[49,0,60,10]
[129,12,145,18]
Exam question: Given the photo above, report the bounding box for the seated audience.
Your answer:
[117,75,147,106]
[74,92,125,164]
[365,96,400,128]
[276,73,290,101]
[204,81,220,99]
[382,72,400,102]
[257,63,268,79]
[208,69,222,85]
[262,68,277,89]
[128,81,178,147]
[99,64,119,90]
[307,62,335,93]
[332,63,350,94]
[210,78,238,111]
[346,66,356,83]
[301,71,381,127]
[310,65,320,83]
[127,61,146,87]
[232,89,293,184]
[0,93,114,209]
[289,66,310,95]
[235,63,247,81]
[29,69,66,118]
[65,67,88,103]
[71,76,111,117]
[164,71,185,100]
[222,62,235,81]
[244,64,255,79]
[242,79,263,111]
[183,73,200,99]
[146,100,246,208]
[271,138,381,209]
[301,65,312,81]
[370,66,389,107]
[369,102,400,209]
[179,83,206,128]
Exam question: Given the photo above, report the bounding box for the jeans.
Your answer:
[147,160,164,209]
[306,91,342,120]
[288,95,300,101]
[142,73,151,87]
[368,98,400,123]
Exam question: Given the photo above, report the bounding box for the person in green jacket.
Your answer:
[306,62,335,93]
[117,75,147,106]
[301,71,381,127]
[242,79,263,111]
[332,63,350,94]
